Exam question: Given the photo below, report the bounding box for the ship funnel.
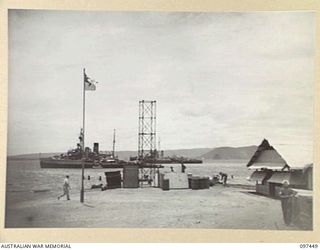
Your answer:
[93,143,99,154]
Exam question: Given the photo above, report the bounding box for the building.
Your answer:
[247,139,313,230]
[247,139,313,196]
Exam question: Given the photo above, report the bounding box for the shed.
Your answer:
[247,139,312,196]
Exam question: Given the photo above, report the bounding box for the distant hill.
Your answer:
[200,146,257,160]
[8,146,257,161]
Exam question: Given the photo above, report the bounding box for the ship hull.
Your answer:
[40,158,163,169]
[40,158,94,169]
[144,159,203,164]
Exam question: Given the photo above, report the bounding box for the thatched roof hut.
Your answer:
[247,139,313,193]
[247,139,290,170]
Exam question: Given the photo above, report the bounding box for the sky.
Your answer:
[8,10,315,164]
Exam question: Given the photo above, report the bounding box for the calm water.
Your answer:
[162,161,252,183]
[6,159,254,196]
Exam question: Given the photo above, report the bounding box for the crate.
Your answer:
[162,179,170,191]
[105,171,122,189]
[123,165,139,188]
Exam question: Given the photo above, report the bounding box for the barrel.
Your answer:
[162,179,170,191]
[205,177,210,189]
[191,176,200,190]
[200,177,210,189]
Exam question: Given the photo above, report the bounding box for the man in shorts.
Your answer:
[58,175,71,200]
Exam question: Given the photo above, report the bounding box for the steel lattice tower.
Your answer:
[138,100,157,161]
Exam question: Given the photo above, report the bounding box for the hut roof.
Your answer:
[267,171,305,186]
[249,171,268,182]
[247,138,312,170]
[247,139,289,170]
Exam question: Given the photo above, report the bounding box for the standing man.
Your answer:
[279,180,297,225]
[223,173,228,186]
[58,175,71,200]
[181,163,186,173]
[219,172,228,186]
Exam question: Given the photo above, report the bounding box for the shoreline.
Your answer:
[5,185,295,230]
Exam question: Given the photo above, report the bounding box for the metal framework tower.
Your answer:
[138,100,157,161]
[138,100,157,187]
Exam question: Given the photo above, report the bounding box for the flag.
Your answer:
[79,128,84,143]
[84,72,98,91]
[78,128,84,150]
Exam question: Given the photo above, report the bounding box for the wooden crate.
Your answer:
[123,166,139,188]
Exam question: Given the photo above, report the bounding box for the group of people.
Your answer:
[218,172,228,185]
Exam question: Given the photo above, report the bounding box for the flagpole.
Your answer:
[80,68,86,203]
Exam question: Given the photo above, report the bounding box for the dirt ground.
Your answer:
[5,185,297,230]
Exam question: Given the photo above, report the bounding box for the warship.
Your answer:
[40,129,162,169]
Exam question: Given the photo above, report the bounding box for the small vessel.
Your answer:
[129,155,203,164]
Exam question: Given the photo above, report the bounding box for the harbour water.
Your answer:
[6,159,253,195]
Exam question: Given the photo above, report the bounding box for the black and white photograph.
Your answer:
[5,9,314,231]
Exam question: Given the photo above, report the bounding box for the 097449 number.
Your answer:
[300,244,318,248]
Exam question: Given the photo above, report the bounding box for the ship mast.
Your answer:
[80,68,86,203]
[112,129,116,158]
